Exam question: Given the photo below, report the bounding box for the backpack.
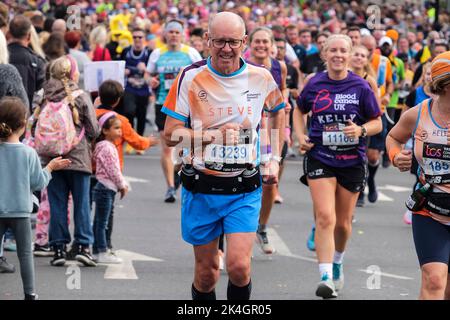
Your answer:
[34,90,85,157]
[22,113,36,149]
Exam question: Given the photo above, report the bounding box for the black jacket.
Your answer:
[8,42,46,111]
[300,53,325,75]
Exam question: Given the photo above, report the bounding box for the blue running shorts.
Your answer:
[181,187,262,245]
[412,214,450,269]
[368,113,388,151]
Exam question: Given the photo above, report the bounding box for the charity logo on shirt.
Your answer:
[421,131,450,184]
[312,89,360,132]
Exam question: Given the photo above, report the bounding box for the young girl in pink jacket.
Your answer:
[92,112,128,264]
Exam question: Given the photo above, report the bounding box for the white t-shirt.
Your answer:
[162,57,285,177]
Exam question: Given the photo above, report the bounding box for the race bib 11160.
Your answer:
[322,122,358,146]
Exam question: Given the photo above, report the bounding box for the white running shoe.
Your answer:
[96,252,123,264]
[256,230,275,254]
[316,274,338,299]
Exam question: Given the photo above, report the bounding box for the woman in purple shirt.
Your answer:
[293,34,382,299]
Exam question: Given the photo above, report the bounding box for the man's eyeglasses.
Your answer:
[210,38,243,49]
[133,36,144,39]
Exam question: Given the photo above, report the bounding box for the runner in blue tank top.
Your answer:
[293,34,382,299]
[246,27,289,255]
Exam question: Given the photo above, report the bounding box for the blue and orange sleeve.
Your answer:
[161,73,189,123]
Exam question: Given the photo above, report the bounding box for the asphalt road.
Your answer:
[0,146,420,300]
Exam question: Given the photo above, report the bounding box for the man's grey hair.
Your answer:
[208,12,246,37]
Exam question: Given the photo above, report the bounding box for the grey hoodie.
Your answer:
[0,64,29,107]
[39,79,99,173]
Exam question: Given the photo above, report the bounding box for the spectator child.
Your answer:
[92,113,128,263]
[92,80,158,253]
[0,96,70,299]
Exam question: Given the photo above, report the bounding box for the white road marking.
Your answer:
[265,228,318,263]
[64,250,163,280]
[362,184,412,202]
[264,228,414,281]
[123,176,149,183]
[358,269,413,281]
[378,185,411,193]
[376,191,394,202]
[103,250,163,280]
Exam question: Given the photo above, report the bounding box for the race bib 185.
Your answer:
[422,142,450,184]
